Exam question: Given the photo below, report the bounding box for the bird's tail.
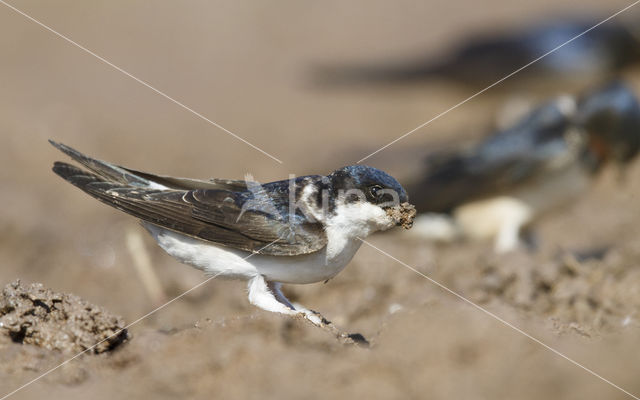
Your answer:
[311,59,442,88]
[50,140,178,222]
[49,140,247,191]
[51,160,108,190]
[49,140,161,188]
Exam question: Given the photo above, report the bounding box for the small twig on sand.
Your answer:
[125,228,167,306]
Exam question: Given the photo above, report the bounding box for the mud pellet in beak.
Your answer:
[386,202,416,229]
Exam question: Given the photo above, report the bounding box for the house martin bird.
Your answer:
[407,81,640,252]
[49,141,415,325]
[314,19,640,88]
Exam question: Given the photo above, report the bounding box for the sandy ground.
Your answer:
[2,1,640,399]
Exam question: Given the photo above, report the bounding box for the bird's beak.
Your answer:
[386,202,417,229]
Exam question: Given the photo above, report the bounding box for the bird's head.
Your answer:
[326,165,415,232]
[575,81,640,172]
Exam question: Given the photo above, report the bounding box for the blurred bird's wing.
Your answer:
[409,98,576,213]
[50,141,326,256]
[313,20,640,87]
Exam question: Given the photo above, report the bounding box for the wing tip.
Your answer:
[49,139,84,160]
[48,139,68,153]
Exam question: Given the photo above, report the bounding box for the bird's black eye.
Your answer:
[368,185,383,198]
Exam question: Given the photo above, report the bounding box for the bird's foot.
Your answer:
[293,304,330,327]
[248,277,369,346]
[292,306,370,346]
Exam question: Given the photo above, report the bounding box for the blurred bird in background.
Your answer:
[313,17,640,89]
[406,81,640,252]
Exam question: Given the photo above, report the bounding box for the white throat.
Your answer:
[323,201,395,261]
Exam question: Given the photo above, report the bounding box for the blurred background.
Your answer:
[1,0,640,399]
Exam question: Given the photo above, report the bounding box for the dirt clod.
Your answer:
[472,250,640,333]
[0,280,129,354]
[387,202,417,229]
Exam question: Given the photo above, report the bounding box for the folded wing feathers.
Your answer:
[50,141,327,255]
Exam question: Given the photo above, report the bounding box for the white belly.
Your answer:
[143,223,361,284]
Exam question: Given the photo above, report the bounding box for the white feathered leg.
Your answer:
[247,275,324,326]
[268,281,324,326]
[247,275,296,314]
[266,281,295,309]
